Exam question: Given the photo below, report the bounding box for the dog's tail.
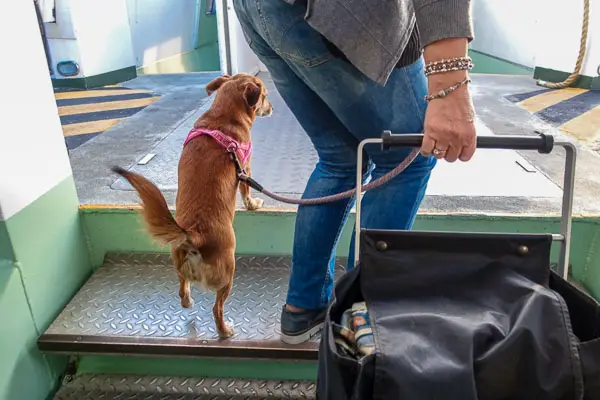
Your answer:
[111,166,189,246]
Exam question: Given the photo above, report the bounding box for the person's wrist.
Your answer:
[423,38,469,62]
[426,72,471,104]
[427,70,469,93]
[423,37,471,95]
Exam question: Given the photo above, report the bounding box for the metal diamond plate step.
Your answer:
[54,374,316,399]
[39,253,345,359]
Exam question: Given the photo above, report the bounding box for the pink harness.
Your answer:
[183,127,252,165]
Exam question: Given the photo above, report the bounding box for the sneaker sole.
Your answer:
[280,322,324,345]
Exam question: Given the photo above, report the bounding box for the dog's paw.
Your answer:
[181,297,194,308]
[244,197,264,211]
[218,322,235,338]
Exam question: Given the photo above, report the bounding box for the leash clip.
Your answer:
[227,147,246,176]
[226,142,239,153]
[227,147,263,193]
[238,173,264,192]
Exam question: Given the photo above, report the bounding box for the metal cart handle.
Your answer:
[355,132,577,280]
[381,131,555,153]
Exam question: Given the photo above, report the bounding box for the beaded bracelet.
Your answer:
[424,78,471,102]
[424,57,473,76]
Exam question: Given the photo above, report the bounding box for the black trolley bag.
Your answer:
[316,132,600,400]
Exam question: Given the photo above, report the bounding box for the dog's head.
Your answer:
[206,74,273,117]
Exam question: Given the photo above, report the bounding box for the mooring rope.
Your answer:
[537,0,590,89]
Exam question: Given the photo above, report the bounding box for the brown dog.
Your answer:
[112,73,272,338]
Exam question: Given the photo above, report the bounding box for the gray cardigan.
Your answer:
[284,0,474,86]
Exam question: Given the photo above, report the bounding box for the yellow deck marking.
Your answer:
[518,88,588,114]
[79,203,144,210]
[559,105,600,144]
[58,96,160,116]
[54,89,151,100]
[62,118,123,137]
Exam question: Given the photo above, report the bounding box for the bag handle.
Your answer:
[354,131,577,279]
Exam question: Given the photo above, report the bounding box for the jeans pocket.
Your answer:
[240,24,253,48]
[233,1,252,46]
[279,14,334,68]
[234,1,279,60]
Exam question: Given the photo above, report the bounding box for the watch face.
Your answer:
[57,61,80,77]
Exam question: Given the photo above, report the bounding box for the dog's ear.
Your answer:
[206,75,231,96]
[243,82,261,108]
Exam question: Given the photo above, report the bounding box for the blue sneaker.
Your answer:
[280,306,327,345]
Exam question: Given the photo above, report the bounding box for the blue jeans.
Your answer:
[234,0,436,311]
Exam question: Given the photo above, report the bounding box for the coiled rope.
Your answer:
[537,0,590,89]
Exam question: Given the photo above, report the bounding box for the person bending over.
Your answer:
[233,0,477,344]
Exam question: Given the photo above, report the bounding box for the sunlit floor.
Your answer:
[59,48,600,216]
[110,74,561,200]
[62,72,600,217]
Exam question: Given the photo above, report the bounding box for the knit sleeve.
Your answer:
[413,0,474,48]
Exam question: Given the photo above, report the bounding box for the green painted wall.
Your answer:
[80,208,600,300]
[81,208,300,267]
[197,0,218,49]
[137,46,220,74]
[138,0,220,74]
[0,267,53,400]
[0,178,92,400]
[0,222,14,261]
[469,49,533,76]
[533,66,599,90]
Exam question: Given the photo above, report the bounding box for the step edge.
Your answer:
[38,333,319,361]
[54,373,316,399]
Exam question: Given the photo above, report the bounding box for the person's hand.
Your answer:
[420,38,477,162]
[420,75,477,162]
